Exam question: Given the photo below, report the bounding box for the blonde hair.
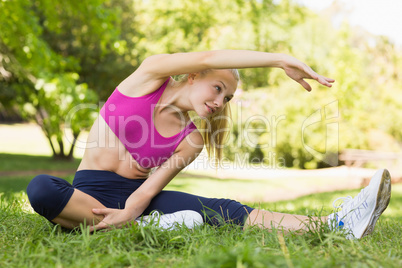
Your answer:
[177,69,240,167]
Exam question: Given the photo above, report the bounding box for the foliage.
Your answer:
[0,0,111,159]
[222,11,402,168]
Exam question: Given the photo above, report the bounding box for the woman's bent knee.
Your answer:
[26,174,75,221]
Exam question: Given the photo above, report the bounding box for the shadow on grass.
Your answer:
[0,153,80,172]
[0,153,77,196]
[0,176,35,194]
[0,174,76,196]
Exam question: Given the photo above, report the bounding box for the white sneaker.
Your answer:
[136,210,204,230]
[328,169,391,239]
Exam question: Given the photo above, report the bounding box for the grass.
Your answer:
[1,185,401,267]
[1,153,401,267]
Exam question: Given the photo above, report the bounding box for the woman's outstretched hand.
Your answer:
[280,54,335,91]
[89,208,136,232]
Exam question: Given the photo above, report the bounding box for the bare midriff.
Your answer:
[77,116,151,179]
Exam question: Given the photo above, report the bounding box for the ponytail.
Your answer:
[199,102,232,168]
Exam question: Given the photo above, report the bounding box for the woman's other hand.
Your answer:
[280,54,335,91]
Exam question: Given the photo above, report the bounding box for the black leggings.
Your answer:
[26,170,254,226]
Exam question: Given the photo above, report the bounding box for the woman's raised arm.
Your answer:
[140,50,286,77]
[121,50,334,93]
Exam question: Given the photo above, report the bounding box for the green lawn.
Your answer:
[0,154,401,267]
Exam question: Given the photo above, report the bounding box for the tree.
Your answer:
[0,0,126,159]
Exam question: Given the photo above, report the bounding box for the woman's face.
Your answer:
[189,69,238,118]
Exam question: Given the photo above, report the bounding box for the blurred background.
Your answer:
[1,0,401,175]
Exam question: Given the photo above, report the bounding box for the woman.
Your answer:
[27,50,391,239]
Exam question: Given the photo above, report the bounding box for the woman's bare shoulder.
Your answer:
[116,67,169,97]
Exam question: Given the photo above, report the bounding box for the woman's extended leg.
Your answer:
[245,169,391,239]
[142,190,254,226]
[244,210,327,233]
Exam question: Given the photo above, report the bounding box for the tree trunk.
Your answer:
[35,107,57,157]
[67,131,79,160]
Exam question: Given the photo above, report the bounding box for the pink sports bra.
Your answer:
[100,78,197,169]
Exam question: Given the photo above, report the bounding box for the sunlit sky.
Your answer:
[295,0,402,46]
